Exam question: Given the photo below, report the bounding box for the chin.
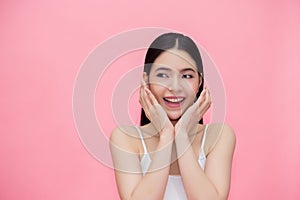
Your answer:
[166,111,183,121]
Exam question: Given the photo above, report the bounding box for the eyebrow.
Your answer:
[155,67,171,72]
[155,67,197,73]
[181,68,197,73]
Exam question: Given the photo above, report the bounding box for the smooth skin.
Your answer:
[110,49,236,200]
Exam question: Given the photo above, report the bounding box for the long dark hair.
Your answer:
[140,32,204,125]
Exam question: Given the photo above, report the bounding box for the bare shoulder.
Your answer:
[109,126,144,173]
[208,123,236,138]
[206,123,236,154]
[110,125,139,141]
[109,125,141,153]
[207,123,236,141]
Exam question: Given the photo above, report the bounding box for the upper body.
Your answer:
[109,32,236,200]
[110,122,235,200]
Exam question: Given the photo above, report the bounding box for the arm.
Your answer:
[175,124,236,200]
[109,126,173,200]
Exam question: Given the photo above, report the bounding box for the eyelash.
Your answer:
[156,73,168,78]
[156,73,194,79]
[182,74,193,79]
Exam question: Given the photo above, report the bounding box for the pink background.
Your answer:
[1,0,300,199]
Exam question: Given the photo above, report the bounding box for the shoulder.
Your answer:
[206,123,236,154]
[109,125,141,153]
[207,123,235,138]
[109,126,145,173]
[110,125,138,141]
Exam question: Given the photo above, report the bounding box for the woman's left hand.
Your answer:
[175,87,212,136]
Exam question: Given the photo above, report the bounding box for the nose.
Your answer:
[168,76,182,92]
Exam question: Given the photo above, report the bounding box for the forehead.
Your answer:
[152,49,197,72]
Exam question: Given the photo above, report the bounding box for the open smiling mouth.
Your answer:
[163,97,185,108]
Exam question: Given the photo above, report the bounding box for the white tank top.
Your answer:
[134,125,209,200]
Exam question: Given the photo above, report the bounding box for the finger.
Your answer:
[141,73,157,105]
[195,88,206,106]
[143,85,159,116]
[204,88,212,107]
[139,76,154,120]
[139,78,146,103]
[144,87,153,105]
[198,96,210,113]
[144,86,159,105]
[142,99,152,121]
[139,82,150,111]
[143,72,149,89]
[140,75,147,95]
[142,86,152,110]
[139,79,144,100]
[199,102,211,119]
[197,90,212,119]
[139,79,144,104]
[141,77,146,88]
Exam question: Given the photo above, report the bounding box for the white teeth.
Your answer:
[164,98,184,103]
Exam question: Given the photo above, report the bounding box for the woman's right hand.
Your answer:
[139,73,174,137]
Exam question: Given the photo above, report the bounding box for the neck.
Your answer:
[147,122,203,138]
[171,120,202,137]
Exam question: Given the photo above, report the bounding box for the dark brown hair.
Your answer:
[141,32,204,125]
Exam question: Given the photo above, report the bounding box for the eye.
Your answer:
[156,73,169,78]
[182,74,194,79]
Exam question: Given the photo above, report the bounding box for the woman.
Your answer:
[110,33,236,200]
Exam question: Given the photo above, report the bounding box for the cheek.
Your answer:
[149,84,164,99]
[193,85,199,95]
[187,85,200,101]
[184,80,199,95]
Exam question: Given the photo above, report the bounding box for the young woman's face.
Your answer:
[148,48,201,122]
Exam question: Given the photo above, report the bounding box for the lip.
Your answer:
[163,96,185,108]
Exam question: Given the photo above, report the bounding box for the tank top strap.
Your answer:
[200,124,209,152]
[134,126,148,154]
